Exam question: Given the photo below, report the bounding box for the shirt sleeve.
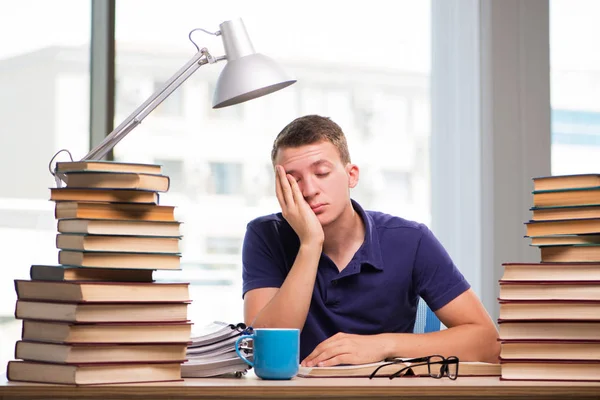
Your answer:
[241,223,287,298]
[412,224,470,311]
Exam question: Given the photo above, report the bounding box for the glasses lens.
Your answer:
[446,356,459,379]
[428,355,445,378]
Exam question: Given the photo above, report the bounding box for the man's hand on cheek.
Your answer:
[274,165,324,246]
[301,333,390,367]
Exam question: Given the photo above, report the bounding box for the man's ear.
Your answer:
[346,164,359,188]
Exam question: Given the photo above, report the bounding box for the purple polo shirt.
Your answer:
[242,200,470,360]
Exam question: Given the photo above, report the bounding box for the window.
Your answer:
[550,0,600,174]
[263,163,276,198]
[370,92,409,140]
[113,0,431,333]
[244,86,300,133]
[382,170,412,204]
[208,162,243,195]
[153,80,184,117]
[155,158,185,192]
[0,0,90,370]
[206,237,242,255]
[116,77,148,115]
[299,86,354,129]
[412,96,431,137]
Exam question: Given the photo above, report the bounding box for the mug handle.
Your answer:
[235,334,254,367]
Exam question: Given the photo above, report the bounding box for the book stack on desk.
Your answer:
[6,161,192,385]
[498,174,600,382]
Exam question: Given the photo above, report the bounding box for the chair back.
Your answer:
[413,297,441,333]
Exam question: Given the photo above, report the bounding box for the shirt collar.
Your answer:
[351,199,385,271]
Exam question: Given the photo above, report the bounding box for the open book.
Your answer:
[298,360,501,378]
[187,321,247,348]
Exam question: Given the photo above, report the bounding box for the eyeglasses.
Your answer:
[368,355,459,380]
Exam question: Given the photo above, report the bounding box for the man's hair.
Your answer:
[271,115,351,165]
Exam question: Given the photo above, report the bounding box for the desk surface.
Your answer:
[1,374,600,400]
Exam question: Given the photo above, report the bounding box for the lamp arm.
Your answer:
[83,48,225,161]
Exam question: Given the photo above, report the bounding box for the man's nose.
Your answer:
[300,176,319,198]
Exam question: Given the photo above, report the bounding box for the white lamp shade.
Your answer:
[212,18,296,108]
[212,53,296,108]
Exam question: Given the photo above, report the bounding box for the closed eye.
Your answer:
[316,173,330,177]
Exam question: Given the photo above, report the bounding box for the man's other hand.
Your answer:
[301,332,390,367]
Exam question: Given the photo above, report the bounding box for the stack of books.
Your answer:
[6,161,192,385]
[499,174,600,382]
[181,321,252,378]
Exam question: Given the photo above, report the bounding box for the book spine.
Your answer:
[6,361,13,381]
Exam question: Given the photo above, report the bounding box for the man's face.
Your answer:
[274,140,359,227]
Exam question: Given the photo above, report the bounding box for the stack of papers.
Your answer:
[181,321,252,378]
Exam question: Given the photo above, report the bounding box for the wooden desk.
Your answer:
[1,373,599,400]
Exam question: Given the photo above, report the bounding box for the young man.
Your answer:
[242,115,500,367]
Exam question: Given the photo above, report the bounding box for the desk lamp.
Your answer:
[52,18,296,184]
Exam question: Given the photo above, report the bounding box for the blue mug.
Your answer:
[235,328,300,380]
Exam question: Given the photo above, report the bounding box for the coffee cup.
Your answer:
[235,328,300,380]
